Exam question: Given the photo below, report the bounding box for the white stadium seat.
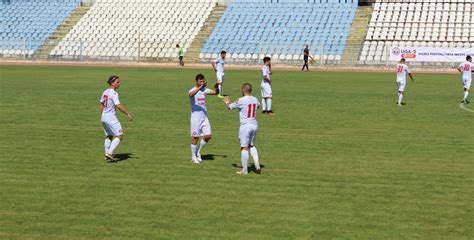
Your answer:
[361,0,474,63]
[51,0,218,60]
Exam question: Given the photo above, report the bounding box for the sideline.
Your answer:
[0,59,460,74]
[459,103,474,113]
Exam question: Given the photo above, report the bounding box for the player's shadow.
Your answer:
[231,163,265,173]
[110,153,135,163]
[200,154,227,161]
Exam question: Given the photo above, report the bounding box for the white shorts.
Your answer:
[190,114,211,137]
[238,124,258,148]
[216,72,225,83]
[462,77,471,89]
[102,120,123,137]
[261,81,272,98]
[397,81,406,92]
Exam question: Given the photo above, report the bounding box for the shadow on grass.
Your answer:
[231,163,265,173]
[200,154,228,161]
[109,153,136,163]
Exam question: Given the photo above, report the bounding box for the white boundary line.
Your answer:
[459,103,474,113]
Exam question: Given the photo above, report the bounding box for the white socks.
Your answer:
[104,138,111,153]
[191,144,198,156]
[464,91,469,100]
[107,138,121,155]
[197,140,207,156]
[398,93,403,105]
[250,146,260,170]
[261,99,267,111]
[241,150,249,173]
[218,85,222,94]
[262,98,272,111]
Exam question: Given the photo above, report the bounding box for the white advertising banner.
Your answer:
[389,47,474,62]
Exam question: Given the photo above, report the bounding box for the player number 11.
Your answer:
[247,104,257,118]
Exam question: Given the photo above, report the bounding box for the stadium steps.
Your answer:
[34,5,91,60]
[185,5,226,63]
[341,6,373,66]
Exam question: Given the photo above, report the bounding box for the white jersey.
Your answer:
[396,63,410,82]
[261,65,271,84]
[213,57,225,74]
[459,61,473,80]
[100,88,120,121]
[189,87,212,116]
[229,96,260,125]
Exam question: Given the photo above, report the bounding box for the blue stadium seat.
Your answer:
[0,0,80,54]
[200,0,357,58]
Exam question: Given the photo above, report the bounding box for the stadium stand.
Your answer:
[0,0,81,57]
[200,0,358,63]
[51,0,217,60]
[360,0,474,64]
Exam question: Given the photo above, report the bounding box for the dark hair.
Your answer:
[467,56,472,61]
[176,44,180,48]
[220,51,226,55]
[195,73,205,81]
[400,58,406,62]
[242,83,252,93]
[263,56,271,63]
[107,75,119,85]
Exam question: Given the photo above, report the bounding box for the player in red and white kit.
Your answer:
[457,55,474,104]
[189,74,219,164]
[224,83,261,175]
[395,58,414,106]
[100,75,133,161]
[211,51,226,98]
[261,56,274,115]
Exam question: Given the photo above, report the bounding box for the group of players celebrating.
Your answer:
[99,54,275,175]
[189,52,274,174]
[98,54,473,175]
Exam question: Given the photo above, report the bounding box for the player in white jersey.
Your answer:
[261,56,274,115]
[456,55,474,104]
[395,58,414,106]
[189,74,219,164]
[211,51,226,98]
[100,75,133,161]
[224,83,262,175]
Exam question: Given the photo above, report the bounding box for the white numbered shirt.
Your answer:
[261,65,271,83]
[100,88,120,121]
[459,61,474,80]
[213,57,225,74]
[189,87,211,116]
[229,96,260,125]
[396,63,410,82]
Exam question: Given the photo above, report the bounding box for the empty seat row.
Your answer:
[51,0,217,59]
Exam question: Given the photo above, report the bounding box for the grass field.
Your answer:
[0,65,472,239]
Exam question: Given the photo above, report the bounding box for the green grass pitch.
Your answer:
[0,65,472,239]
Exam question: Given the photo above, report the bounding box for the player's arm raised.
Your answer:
[188,83,205,97]
[207,82,220,95]
[223,96,231,109]
[116,104,133,121]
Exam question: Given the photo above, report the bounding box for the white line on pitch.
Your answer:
[459,103,474,113]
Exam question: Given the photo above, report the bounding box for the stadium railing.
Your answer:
[0,38,468,69]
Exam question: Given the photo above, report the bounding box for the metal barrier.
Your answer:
[0,38,469,69]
